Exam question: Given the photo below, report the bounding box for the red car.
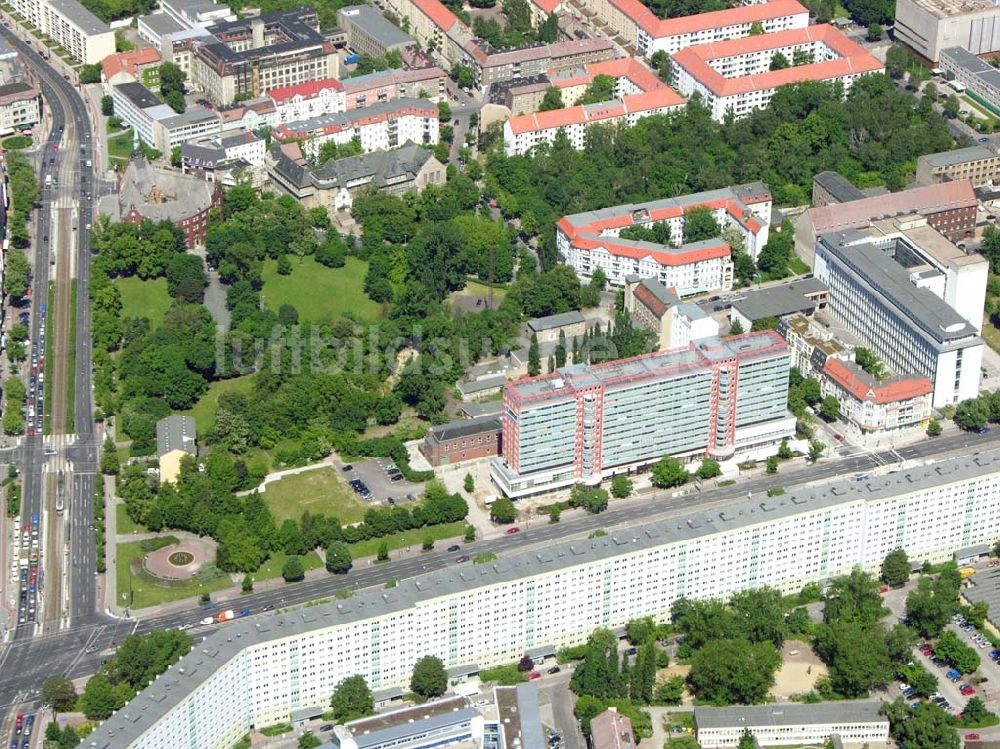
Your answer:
[834,433,845,442]
[505,527,520,535]
[53,144,58,152]
[967,735,981,741]
[527,672,541,680]
[961,687,977,696]
[878,585,889,594]
[22,523,29,535]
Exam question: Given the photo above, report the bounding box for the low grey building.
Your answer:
[337,5,413,58]
[694,701,889,749]
[729,278,829,331]
[941,46,1000,115]
[916,145,1000,187]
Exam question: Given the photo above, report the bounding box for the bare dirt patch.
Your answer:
[772,639,828,698]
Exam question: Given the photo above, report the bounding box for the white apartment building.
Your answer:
[694,702,889,749]
[7,0,115,63]
[582,0,807,59]
[272,98,439,160]
[821,358,933,434]
[814,229,984,408]
[556,183,772,292]
[503,87,685,156]
[268,78,346,124]
[85,448,1000,749]
[670,24,883,121]
[639,0,809,56]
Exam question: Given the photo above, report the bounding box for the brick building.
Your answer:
[117,156,223,247]
[421,415,502,466]
[800,179,978,245]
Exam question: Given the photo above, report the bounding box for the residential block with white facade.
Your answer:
[7,0,115,63]
[271,97,439,159]
[85,448,1000,748]
[671,24,883,121]
[555,183,772,292]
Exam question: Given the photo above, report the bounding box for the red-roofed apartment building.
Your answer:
[503,57,685,154]
[671,24,883,121]
[556,182,772,292]
[821,358,932,433]
[588,0,808,58]
[268,78,345,123]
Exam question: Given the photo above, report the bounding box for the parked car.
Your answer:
[547,666,561,674]
[967,734,981,741]
[506,527,520,534]
[527,672,541,680]
[447,545,461,552]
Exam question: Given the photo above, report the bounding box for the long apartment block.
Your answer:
[587,0,809,58]
[86,448,1000,748]
[7,0,115,63]
[670,24,883,121]
[491,331,794,498]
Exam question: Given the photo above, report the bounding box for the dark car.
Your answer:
[391,474,404,481]
[320,724,334,732]
[456,555,470,563]
[447,545,461,552]
[547,666,561,674]
[342,464,353,472]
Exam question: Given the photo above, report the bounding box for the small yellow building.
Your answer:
[156,415,197,484]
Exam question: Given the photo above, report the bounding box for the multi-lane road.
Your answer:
[0,21,102,728]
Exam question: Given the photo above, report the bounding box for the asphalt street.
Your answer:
[0,23,104,723]
[0,426,996,714]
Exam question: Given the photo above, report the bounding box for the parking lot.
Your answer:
[339,457,424,506]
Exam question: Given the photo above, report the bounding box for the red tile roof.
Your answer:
[553,57,663,94]
[267,78,344,103]
[605,0,806,39]
[528,0,561,14]
[101,47,161,80]
[507,85,684,134]
[809,180,977,234]
[412,0,458,31]
[823,358,932,405]
[672,24,883,97]
[572,234,730,265]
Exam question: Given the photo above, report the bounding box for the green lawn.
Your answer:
[66,280,76,433]
[457,279,509,301]
[349,522,467,560]
[255,550,323,581]
[983,318,1000,354]
[788,256,810,275]
[260,256,381,323]
[115,502,147,535]
[116,277,172,326]
[263,467,367,524]
[116,538,231,610]
[107,130,135,166]
[180,375,255,436]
